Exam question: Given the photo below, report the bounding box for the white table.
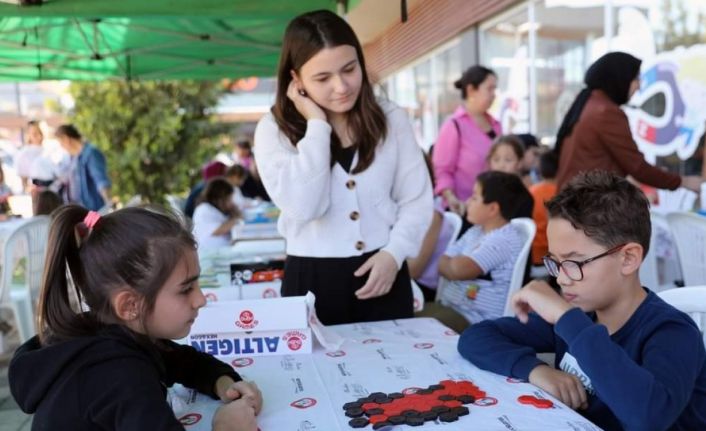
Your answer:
[170,318,601,430]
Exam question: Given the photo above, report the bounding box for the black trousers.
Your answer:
[282,251,413,325]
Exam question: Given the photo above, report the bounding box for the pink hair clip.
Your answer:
[83,211,101,230]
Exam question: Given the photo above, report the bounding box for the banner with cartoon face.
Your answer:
[626,44,706,163]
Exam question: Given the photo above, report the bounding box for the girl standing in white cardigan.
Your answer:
[254,10,432,325]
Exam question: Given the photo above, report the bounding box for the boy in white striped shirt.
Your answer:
[438,171,533,327]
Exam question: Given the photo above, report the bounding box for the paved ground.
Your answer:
[0,328,32,431]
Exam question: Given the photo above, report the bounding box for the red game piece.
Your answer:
[518,395,554,409]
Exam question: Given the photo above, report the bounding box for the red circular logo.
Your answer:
[239,310,254,325]
[231,357,254,368]
[287,336,303,351]
[362,338,382,344]
[402,387,422,395]
[290,397,317,409]
[506,377,524,384]
[444,329,457,336]
[326,350,346,357]
[178,413,202,426]
[263,288,278,298]
[414,342,434,349]
[204,293,218,302]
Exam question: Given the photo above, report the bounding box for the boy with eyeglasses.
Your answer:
[457,170,706,431]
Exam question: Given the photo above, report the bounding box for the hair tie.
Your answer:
[84,211,101,230]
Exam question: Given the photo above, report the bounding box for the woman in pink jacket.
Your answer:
[432,66,501,216]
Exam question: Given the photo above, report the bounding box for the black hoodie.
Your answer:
[10,325,241,430]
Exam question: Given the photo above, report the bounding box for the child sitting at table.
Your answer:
[458,171,706,431]
[9,205,262,431]
[193,177,242,251]
[435,171,533,330]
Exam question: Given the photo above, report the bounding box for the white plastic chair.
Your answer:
[443,211,463,243]
[655,188,697,213]
[503,218,536,316]
[658,286,706,344]
[640,211,681,292]
[2,216,50,342]
[666,212,706,286]
[433,212,463,303]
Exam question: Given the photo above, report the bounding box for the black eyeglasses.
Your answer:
[543,244,626,281]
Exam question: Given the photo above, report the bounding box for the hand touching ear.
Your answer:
[287,72,326,121]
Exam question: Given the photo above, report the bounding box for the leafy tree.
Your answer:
[69,80,232,204]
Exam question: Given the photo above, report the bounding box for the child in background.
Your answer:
[529,150,559,265]
[488,135,524,176]
[9,205,262,430]
[488,134,533,223]
[224,164,252,209]
[517,133,541,186]
[436,171,533,329]
[193,178,241,251]
[458,171,706,431]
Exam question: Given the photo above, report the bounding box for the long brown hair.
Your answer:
[272,9,386,174]
[36,205,196,344]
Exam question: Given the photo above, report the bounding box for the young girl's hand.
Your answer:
[220,380,263,414]
[354,250,398,299]
[286,79,327,121]
[212,398,257,431]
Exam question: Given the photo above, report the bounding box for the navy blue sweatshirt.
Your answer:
[10,325,241,430]
[458,289,706,431]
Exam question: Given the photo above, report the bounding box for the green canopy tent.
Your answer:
[0,0,357,81]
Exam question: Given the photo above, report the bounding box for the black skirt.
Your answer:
[282,250,413,325]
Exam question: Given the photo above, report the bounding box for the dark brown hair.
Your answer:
[454,65,496,99]
[55,124,82,140]
[199,177,234,214]
[476,170,533,220]
[545,170,650,257]
[37,205,196,344]
[488,135,525,161]
[271,9,386,174]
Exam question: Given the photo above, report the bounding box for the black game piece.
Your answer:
[457,395,476,404]
[438,394,455,401]
[439,411,459,422]
[452,406,470,416]
[365,408,384,416]
[388,392,404,399]
[369,392,386,398]
[431,405,450,414]
[406,417,424,426]
[357,397,373,403]
[345,407,364,418]
[388,415,406,425]
[428,384,444,391]
[348,417,369,428]
[373,421,392,430]
[420,410,438,421]
[343,401,362,410]
[401,409,419,417]
[416,389,433,395]
[374,396,393,404]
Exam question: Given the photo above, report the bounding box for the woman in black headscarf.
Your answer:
[554,51,703,191]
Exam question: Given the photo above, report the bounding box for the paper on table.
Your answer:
[305,291,345,351]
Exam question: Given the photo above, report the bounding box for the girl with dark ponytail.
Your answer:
[9,205,262,431]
